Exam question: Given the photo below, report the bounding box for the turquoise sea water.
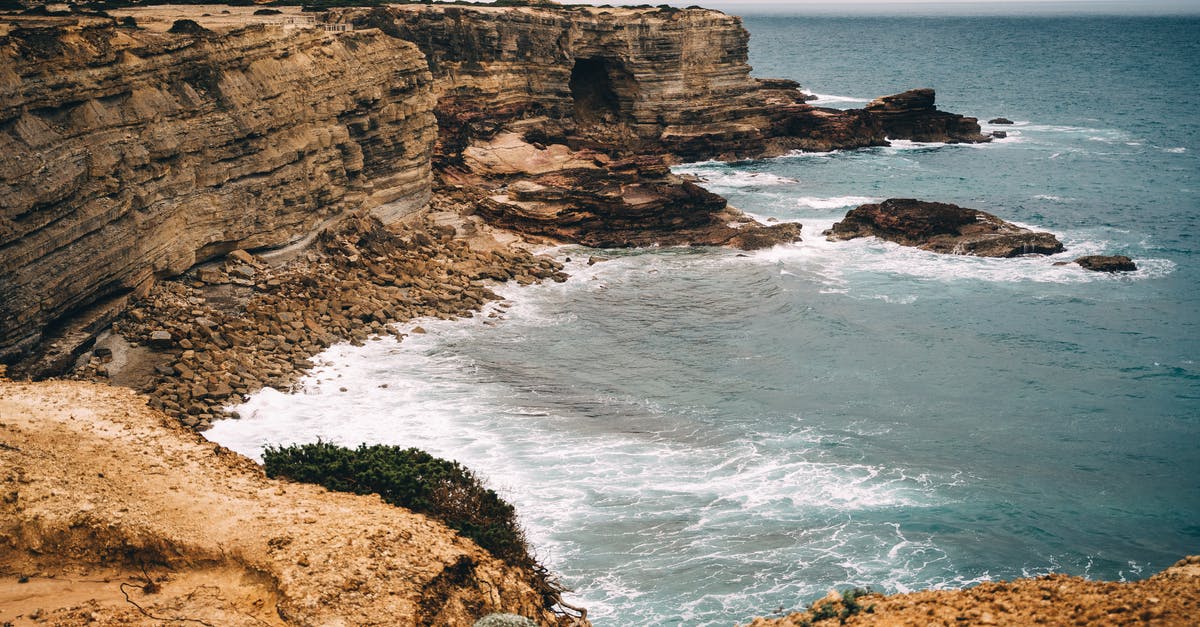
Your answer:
[208,14,1200,626]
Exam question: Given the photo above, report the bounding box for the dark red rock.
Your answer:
[1075,255,1137,272]
[824,199,1064,257]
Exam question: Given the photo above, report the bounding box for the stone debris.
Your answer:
[73,215,565,430]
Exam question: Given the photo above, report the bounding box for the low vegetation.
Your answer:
[263,441,565,609]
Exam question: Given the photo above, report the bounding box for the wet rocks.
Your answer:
[824,199,1064,257]
[989,117,1015,124]
[81,215,564,430]
[863,89,992,144]
[464,135,801,250]
[1073,255,1137,272]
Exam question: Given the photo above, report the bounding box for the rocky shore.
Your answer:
[1,5,995,379]
[744,557,1200,626]
[74,211,565,430]
[1,3,1172,625]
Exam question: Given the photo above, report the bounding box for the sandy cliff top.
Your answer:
[0,380,569,626]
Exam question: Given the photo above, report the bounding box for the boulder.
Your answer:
[1074,255,1137,272]
[824,199,1064,257]
[149,330,174,349]
[991,130,1007,139]
[989,117,1015,124]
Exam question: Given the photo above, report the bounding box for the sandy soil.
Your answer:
[0,380,572,626]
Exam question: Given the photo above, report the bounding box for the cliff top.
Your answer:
[0,380,570,626]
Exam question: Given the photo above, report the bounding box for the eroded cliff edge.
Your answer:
[0,379,573,626]
[337,4,989,162]
[0,16,436,370]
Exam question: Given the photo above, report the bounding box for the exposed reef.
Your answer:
[824,198,1064,257]
[1071,254,1138,272]
[458,133,802,249]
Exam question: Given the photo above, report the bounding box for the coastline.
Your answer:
[70,209,568,430]
[2,3,1197,625]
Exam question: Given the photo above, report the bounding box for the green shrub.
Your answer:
[263,442,562,608]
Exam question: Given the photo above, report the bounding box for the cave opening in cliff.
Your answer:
[570,57,626,125]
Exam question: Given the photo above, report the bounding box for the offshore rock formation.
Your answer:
[0,18,436,370]
[824,199,1064,257]
[1072,254,1138,272]
[0,380,578,626]
[864,88,992,144]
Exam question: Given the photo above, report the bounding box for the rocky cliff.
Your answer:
[334,4,988,163]
[339,4,772,160]
[0,17,436,370]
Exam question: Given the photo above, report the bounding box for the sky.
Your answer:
[554,0,1200,15]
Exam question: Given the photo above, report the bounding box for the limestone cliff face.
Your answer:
[334,5,986,163]
[0,19,436,366]
[339,5,776,159]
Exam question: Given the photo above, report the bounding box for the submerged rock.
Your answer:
[824,199,1064,257]
[989,117,1015,124]
[1074,255,1137,272]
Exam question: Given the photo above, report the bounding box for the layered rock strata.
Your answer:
[0,17,436,370]
[0,379,582,626]
[333,4,989,163]
[327,4,986,251]
[1,6,995,374]
[460,132,802,249]
[864,88,991,144]
[824,198,1064,257]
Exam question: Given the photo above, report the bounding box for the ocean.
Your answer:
[206,12,1200,626]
